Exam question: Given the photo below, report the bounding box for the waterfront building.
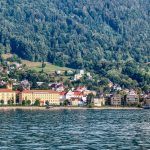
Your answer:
[93,96,105,107]
[83,90,97,96]
[111,94,122,106]
[145,94,150,106]
[70,98,81,106]
[59,92,67,103]
[126,90,139,104]
[0,89,16,105]
[19,90,60,106]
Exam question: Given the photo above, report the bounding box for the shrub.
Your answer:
[34,99,40,106]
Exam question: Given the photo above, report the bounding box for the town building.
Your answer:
[21,80,31,90]
[19,90,60,106]
[0,89,16,105]
[113,84,122,91]
[93,96,105,107]
[74,74,83,81]
[144,94,150,106]
[126,90,139,104]
[111,94,122,106]
[70,98,81,106]
[108,81,113,88]
[75,86,87,92]
[49,83,65,92]
[79,70,84,75]
[83,90,97,96]
[59,92,67,103]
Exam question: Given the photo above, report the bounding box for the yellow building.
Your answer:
[0,89,16,105]
[94,97,105,107]
[19,90,60,106]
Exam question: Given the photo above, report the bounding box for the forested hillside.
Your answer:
[0,0,150,90]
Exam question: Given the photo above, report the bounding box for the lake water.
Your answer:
[0,109,150,149]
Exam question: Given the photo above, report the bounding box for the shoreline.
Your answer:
[0,106,143,110]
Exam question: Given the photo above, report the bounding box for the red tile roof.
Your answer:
[73,91,83,96]
[59,92,67,96]
[0,89,15,92]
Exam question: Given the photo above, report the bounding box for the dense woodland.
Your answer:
[0,0,150,90]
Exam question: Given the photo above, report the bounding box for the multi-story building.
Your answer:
[93,96,105,107]
[19,90,60,106]
[126,90,139,104]
[0,89,16,105]
[111,94,122,106]
[145,94,150,106]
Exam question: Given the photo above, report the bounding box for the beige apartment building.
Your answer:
[19,90,60,105]
[0,89,16,105]
[111,94,122,106]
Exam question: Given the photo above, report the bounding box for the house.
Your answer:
[74,74,82,81]
[12,62,22,69]
[74,70,85,81]
[122,89,130,94]
[65,90,74,100]
[19,90,60,106]
[86,72,93,80]
[108,81,113,88]
[59,92,67,103]
[79,70,84,75]
[94,96,105,107]
[144,94,150,106]
[113,84,122,91]
[21,80,31,90]
[67,70,74,75]
[111,94,122,106]
[126,90,139,104]
[70,98,81,106]
[65,90,85,100]
[0,80,6,86]
[49,83,65,92]
[36,82,44,86]
[69,97,85,106]
[73,91,83,99]
[83,90,97,96]
[55,70,62,75]
[75,86,87,92]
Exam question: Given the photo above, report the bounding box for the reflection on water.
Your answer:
[0,109,150,149]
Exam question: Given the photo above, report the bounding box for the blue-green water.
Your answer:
[0,109,150,150]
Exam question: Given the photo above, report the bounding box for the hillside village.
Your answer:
[0,54,149,108]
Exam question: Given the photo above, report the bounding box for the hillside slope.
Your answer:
[0,0,150,69]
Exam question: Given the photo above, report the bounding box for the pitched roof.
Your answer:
[0,89,15,92]
[59,92,67,96]
[73,91,83,96]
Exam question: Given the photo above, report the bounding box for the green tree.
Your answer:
[26,100,31,106]
[63,100,70,106]
[0,100,4,105]
[86,93,94,107]
[34,99,40,106]
[45,100,50,106]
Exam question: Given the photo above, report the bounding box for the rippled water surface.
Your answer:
[0,109,150,149]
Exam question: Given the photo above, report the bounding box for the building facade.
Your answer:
[94,97,105,107]
[0,89,16,105]
[145,94,150,106]
[19,90,60,106]
[126,90,139,104]
[111,94,122,106]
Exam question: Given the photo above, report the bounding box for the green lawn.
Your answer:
[2,53,73,73]
[22,60,72,73]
